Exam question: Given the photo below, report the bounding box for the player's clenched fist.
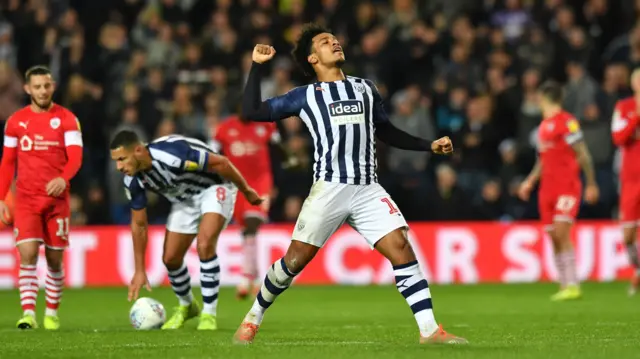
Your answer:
[431,136,453,155]
[252,44,276,64]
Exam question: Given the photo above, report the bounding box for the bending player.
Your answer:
[213,114,295,299]
[0,66,83,330]
[110,131,262,330]
[518,81,599,301]
[234,24,467,345]
[611,69,640,296]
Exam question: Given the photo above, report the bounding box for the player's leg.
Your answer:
[43,247,64,330]
[548,194,581,301]
[233,194,257,299]
[13,204,44,329]
[623,225,639,295]
[234,181,349,344]
[237,177,272,299]
[16,242,40,329]
[161,201,200,329]
[237,216,264,299]
[619,182,640,295]
[350,183,467,344]
[42,201,72,330]
[194,183,237,330]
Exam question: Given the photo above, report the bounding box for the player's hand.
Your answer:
[0,201,9,225]
[517,179,534,201]
[128,271,151,302]
[46,177,67,197]
[242,187,265,206]
[584,184,600,205]
[252,44,276,64]
[431,136,453,155]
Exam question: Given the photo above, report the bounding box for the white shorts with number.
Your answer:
[166,183,237,234]
[292,181,408,248]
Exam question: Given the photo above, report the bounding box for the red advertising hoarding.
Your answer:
[0,221,632,288]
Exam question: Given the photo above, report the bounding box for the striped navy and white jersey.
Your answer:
[124,135,228,210]
[267,77,386,185]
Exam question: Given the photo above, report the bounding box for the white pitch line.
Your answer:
[261,341,377,346]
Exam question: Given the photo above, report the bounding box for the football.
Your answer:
[129,297,166,330]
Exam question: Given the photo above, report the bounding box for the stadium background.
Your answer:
[0,0,636,287]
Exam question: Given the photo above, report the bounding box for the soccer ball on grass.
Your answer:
[129,297,166,330]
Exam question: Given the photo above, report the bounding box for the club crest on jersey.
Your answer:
[255,126,266,137]
[13,228,18,238]
[354,84,365,93]
[184,161,199,171]
[50,117,61,129]
[328,100,365,125]
[567,119,580,133]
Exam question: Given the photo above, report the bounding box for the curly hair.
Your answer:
[291,23,332,77]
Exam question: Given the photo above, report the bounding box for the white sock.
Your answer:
[394,261,438,337]
[245,258,297,325]
[200,255,220,316]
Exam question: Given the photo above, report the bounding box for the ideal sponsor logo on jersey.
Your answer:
[328,100,365,125]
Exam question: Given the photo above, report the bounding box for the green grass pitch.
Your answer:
[0,283,638,358]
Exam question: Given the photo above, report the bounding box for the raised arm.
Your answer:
[241,62,273,122]
[241,45,304,123]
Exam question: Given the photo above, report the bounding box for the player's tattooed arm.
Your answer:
[572,141,596,186]
[572,140,600,204]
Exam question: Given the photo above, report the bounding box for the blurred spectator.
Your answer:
[0,60,23,122]
[454,95,500,196]
[426,164,469,221]
[563,61,598,118]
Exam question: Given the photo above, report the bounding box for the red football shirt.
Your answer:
[3,104,82,197]
[611,97,640,183]
[537,111,582,189]
[213,116,279,181]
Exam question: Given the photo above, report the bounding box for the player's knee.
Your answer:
[162,252,183,270]
[623,228,637,244]
[284,241,318,273]
[196,240,216,259]
[374,228,416,265]
[45,253,64,271]
[17,242,40,265]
